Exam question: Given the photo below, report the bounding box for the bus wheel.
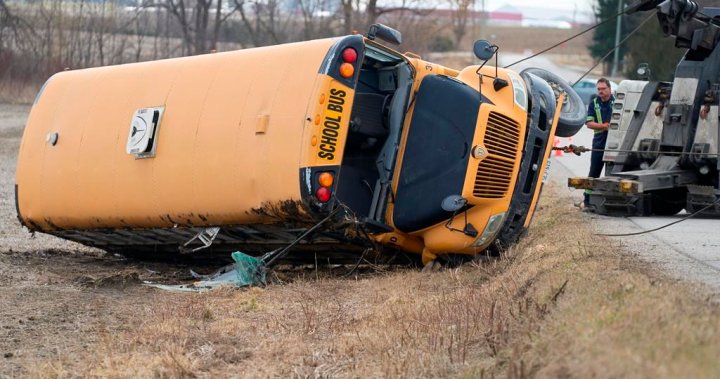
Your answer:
[519,67,585,137]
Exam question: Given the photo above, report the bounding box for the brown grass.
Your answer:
[8,180,717,378]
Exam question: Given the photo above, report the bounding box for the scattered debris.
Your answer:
[144,251,266,292]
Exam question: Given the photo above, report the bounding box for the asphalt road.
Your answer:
[501,53,720,291]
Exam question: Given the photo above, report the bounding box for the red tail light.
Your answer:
[342,48,357,63]
[316,187,331,202]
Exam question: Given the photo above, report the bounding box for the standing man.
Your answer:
[583,78,615,209]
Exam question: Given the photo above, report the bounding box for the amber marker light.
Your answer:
[318,172,334,187]
[619,180,640,194]
[339,63,354,78]
[568,177,591,189]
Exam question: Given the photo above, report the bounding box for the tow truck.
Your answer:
[569,0,720,216]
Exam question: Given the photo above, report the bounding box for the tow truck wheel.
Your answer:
[650,188,687,216]
[519,68,585,137]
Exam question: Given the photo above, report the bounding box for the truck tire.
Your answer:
[651,188,687,216]
[519,68,586,137]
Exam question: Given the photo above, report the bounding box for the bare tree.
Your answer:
[1,0,453,99]
[449,0,473,47]
[334,0,431,37]
[339,0,354,34]
[0,0,35,53]
[366,0,430,29]
[163,0,241,55]
[235,0,292,46]
[295,0,335,40]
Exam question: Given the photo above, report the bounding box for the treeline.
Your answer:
[0,0,478,94]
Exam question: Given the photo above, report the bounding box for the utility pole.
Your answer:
[611,0,623,77]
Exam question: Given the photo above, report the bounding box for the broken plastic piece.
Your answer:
[144,250,266,292]
[231,251,266,287]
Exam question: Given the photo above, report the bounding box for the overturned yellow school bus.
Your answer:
[15,25,584,265]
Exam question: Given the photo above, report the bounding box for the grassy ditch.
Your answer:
[20,181,720,378]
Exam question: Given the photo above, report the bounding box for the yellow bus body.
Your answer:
[16,32,571,264]
[17,39,339,230]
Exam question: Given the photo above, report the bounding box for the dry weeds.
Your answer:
[1,180,717,378]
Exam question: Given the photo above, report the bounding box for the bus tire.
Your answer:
[519,67,585,137]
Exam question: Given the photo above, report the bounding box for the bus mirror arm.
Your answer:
[441,195,478,238]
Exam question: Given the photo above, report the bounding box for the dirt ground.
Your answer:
[0,104,148,374]
[3,104,720,378]
[0,104,259,376]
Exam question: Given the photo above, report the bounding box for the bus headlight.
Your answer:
[472,212,506,247]
[508,71,527,111]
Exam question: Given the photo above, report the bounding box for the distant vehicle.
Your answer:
[15,25,585,266]
[572,78,618,105]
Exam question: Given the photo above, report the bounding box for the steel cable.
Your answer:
[595,198,720,237]
[503,5,645,70]
[503,9,626,69]
[573,12,657,86]
[552,145,720,157]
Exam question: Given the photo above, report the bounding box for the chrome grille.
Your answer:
[473,112,520,199]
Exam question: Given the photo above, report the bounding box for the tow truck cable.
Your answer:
[552,145,720,157]
[504,6,632,69]
[508,3,720,236]
[504,7,656,88]
[596,197,720,237]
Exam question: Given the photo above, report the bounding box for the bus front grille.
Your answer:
[484,112,520,159]
[473,112,520,199]
[474,157,514,198]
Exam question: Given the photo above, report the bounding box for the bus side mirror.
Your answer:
[473,40,495,61]
[441,195,468,212]
[367,24,402,45]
